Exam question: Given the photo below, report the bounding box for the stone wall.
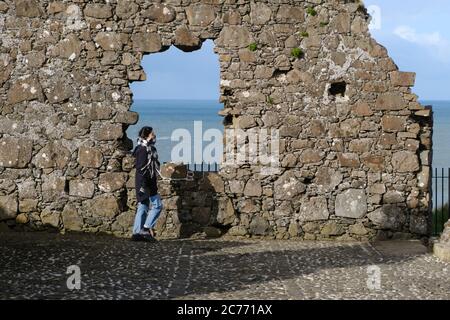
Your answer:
[0,0,433,241]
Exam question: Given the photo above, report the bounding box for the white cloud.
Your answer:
[394,25,450,62]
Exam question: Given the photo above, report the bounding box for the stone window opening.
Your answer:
[223,114,234,127]
[328,81,347,97]
[127,39,223,166]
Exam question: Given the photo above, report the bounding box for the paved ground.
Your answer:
[0,232,449,300]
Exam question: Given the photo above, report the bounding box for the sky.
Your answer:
[131,1,450,101]
[130,40,221,100]
[364,0,450,100]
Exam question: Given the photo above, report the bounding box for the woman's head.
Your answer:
[138,126,156,142]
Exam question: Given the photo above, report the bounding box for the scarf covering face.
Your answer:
[137,137,160,179]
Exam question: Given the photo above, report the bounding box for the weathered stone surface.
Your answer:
[217,26,253,48]
[132,32,162,53]
[249,216,269,235]
[41,209,60,228]
[78,146,103,168]
[15,213,29,224]
[205,173,224,193]
[174,26,202,52]
[367,205,406,230]
[392,151,420,173]
[186,4,216,27]
[160,163,187,179]
[0,138,33,168]
[390,71,416,87]
[333,13,351,33]
[362,155,385,171]
[0,194,18,221]
[223,11,241,25]
[217,198,235,226]
[375,93,406,111]
[276,5,304,23]
[300,149,324,164]
[349,139,373,154]
[383,190,404,204]
[192,207,211,225]
[299,197,329,221]
[99,173,127,193]
[352,102,374,117]
[84,4,112,19]
[62,203,83,231]
[14,0,43,17]
[243,179,262,197]
[227,226,247,236]
[85,195,120,219]
[349,223,368,235]
[115,111,139,125]
[115,0,138,19]
[274,172,306,200]
[314,168,342,193]
[7,76,43,104]
[41,176,66,202]
[335,189,367,219]
[143,4,176,23]
[382,115,406,132]
[321,222,346,236]
[338,153,360,168]
[44,81,74,103]
[34,142,71,169]
[95,32,122,51]
[93,124,123,141]
[19,199,38,213]
[111,211,135,232]
[53,34,81,60]
[250,2,272,25]
[417,166,430,190]
[24,51,45,68]
[69,180,95,198]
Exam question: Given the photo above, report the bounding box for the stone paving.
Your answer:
[0,232,449,300]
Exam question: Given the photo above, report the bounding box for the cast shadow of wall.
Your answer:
[156,164,227,239]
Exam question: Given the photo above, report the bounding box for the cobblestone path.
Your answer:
[0,233,449,299]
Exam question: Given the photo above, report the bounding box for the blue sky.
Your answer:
[131,40,220,100]
[132,1,450,100]
[365,0,450,100]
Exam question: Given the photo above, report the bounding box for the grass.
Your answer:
[432,203,450,235]
[300,31,309,37]
[306,7,317,16]
[248,42,257,52]
[291,47,304,59]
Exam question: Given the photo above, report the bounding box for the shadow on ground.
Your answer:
[1,232,446,300]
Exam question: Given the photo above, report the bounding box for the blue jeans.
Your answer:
[132,194,163,235]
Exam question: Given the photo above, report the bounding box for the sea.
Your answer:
[127,100,224,164]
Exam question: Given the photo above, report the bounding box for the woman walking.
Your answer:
[131,126,163,242]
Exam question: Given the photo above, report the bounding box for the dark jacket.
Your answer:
[133,145,158,203]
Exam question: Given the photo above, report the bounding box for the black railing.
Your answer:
[162,162,220,173]
[432,168,450,236]
[187,162,220,173]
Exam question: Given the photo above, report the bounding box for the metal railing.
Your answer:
[432,168,450,235]
[162,162,220,173]
[187,162,220,173]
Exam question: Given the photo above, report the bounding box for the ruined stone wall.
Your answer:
[0,0,433,240]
